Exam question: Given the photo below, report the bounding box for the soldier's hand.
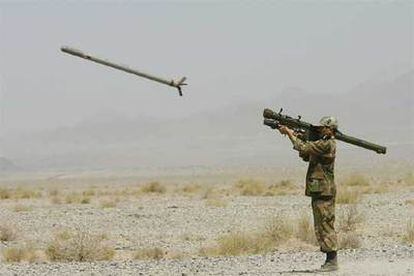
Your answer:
[279,125,290,135]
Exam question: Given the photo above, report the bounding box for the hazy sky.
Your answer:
[0,1,412,132]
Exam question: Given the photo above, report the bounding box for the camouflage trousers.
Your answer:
[311,196,337,252]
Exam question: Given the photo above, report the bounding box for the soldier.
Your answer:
[278,116,338,272]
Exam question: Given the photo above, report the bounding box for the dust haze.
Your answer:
[0,1,413,171]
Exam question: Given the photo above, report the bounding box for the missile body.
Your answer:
[61,46,186,96]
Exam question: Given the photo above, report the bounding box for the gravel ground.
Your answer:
[0,171,413,275]
[0,247,413,275]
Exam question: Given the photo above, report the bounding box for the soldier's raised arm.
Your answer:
[292,138,331,156]
[278,125,330,156]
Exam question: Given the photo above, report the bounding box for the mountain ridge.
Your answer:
[2,71,413,170]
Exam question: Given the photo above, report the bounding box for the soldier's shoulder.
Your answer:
[316,138,334,145]
[327,138,336,153]
[316,137,335,150]
[309,138,330,151]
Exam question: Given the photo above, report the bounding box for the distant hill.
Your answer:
[3,71,413,170]
[0,157,19,172]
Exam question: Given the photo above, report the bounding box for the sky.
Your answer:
[0,1,413,132]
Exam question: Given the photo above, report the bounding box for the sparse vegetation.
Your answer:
[339,232,361,249]
[0,188,11,199]
[100,198,119,209]
[12,204,33,212]
[140,182,166,194]
[0,187,41,200]
[338,172,414,195]
[82,189,96,197]
[266,180,298,196]
[234,179,298,196]
[182,233,205,242]
[361,184,390,194]
[0,169,411,267]
[2,244,39,263]
[165,250,186,260]
[48,188,59,197]
[201,214,316,257]
[180,183,202,195]
[201,205,365,257]
[405,199,414,206]
[201,187,220,199]
[0,224,17,242]
[338,205,363,249]
[402,220,414,245]
[80,197,91,204]
[200,231,270,256]
[64,193,91,204]
[264,216,294,243]
[343,174,370,187]
[134,247,164,260]
[338,205,364,233]
[235,179,266,196]
[337,188,361,204]
[337,173,411,196]
[50,196,62,204]
[296,213,317,245]
[15,187,42,199]
[205,197,228,207]
[46,227,114,262]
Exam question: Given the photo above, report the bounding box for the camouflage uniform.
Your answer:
[292,136,337,253]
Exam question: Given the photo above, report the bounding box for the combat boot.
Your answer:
[316,251,338,272]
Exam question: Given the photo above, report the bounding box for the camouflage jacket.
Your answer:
[291,137,336,197]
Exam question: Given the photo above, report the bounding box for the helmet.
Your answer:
[319,116,338,129]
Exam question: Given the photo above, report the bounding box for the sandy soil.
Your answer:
[0,168,413,275]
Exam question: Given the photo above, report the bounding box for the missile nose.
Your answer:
[61,46,85,58]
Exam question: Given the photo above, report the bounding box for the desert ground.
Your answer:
[0,166,413,275]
